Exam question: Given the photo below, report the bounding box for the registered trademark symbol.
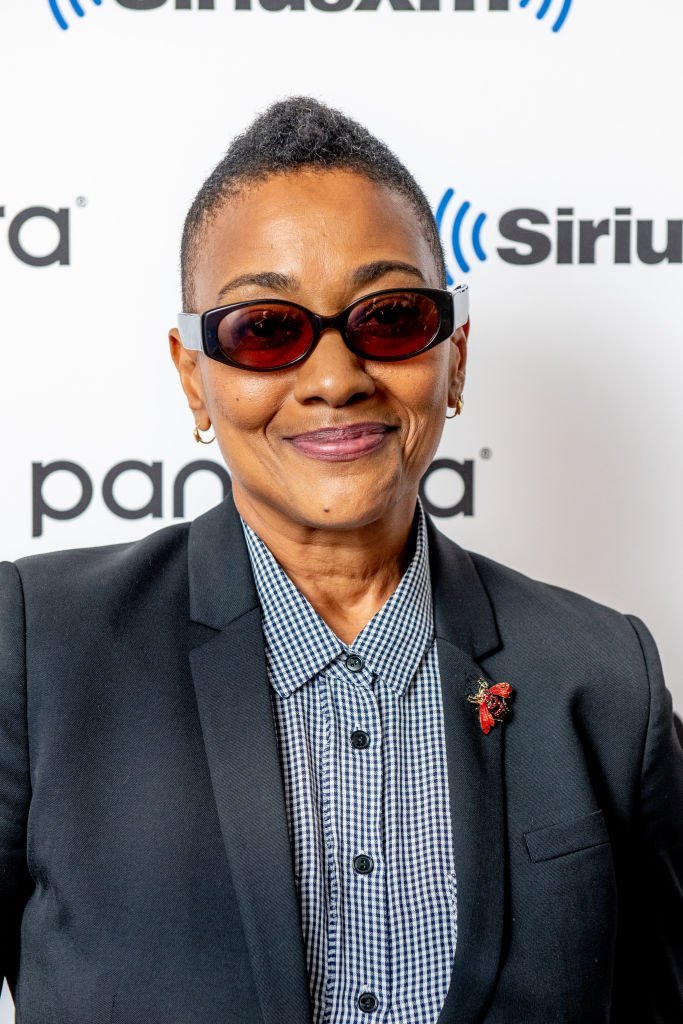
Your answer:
[75,196,88,208]
[480,447,493,460]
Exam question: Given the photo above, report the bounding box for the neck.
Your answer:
[233,483,420,645]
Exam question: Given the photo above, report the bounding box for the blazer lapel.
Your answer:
[187,489,312,1024]
[425,516,507,1024]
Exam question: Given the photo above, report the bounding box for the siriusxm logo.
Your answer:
[518,0,570,33]
[436,191,683,280]
[49,0,101,30]
[436,188,488,279]
[1,206,70,266]
[48,0,572,31]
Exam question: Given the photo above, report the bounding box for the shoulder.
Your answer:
[471,547,631,630]
[464,545,654,685]
[1,519,192,618]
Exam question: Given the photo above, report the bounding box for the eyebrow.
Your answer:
[216,271,292,303]
[214,260,427,304]
[351,260,426,289]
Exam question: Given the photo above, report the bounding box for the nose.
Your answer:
[292,328,376,407]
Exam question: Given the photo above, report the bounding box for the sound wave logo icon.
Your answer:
[435,189,488,284]
[519,0,572,34]
[48,0,102,31]
[45,0,574,32]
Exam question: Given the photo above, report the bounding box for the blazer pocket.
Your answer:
[524,808,610,863]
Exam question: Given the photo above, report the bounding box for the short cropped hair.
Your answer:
[180,95,447,312]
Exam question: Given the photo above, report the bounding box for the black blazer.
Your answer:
[1,487,681,1024]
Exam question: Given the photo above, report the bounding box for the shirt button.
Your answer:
[350,729,370,750]
[358,991,379,1013]
[353,853,374,875]
[345,653,364,673]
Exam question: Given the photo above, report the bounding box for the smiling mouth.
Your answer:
[285,423,397,462]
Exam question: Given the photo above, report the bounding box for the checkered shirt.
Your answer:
[240,496,457,1024]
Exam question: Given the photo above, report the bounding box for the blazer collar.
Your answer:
[188,486,261,631]
[187,487,506,1024]
[424,509,500,660]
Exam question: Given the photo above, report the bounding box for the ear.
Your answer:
[447,318,469,408]
[168,327,211,429]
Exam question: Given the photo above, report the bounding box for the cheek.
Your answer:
[381,352,448,420]
[202,364,289,433]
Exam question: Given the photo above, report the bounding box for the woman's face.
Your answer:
[169,168,468,532]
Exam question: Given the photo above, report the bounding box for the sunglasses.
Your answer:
[177,284,469,372]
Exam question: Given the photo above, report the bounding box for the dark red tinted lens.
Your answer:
[216,303,314,368]
[346,292,440,358]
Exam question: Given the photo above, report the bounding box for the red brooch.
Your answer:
[467,678,514,734]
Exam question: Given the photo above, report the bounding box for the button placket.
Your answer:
[339,665,388,1021]
[352,663,385,1015]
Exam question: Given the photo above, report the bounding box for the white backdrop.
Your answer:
[2,0,682,1016]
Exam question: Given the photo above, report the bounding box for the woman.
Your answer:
[1,96,681,1024]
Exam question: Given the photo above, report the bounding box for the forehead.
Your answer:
[192,168,437,310]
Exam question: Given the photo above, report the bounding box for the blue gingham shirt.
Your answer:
[240,496,457,1024]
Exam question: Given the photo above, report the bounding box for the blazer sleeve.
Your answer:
[0,561,34,996]
[623,614,683,1021]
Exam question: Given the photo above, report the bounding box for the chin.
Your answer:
[287,489,393,531]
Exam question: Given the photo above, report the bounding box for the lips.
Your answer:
[285,422,396,462]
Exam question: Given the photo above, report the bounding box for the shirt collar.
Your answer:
[240,497,434,700]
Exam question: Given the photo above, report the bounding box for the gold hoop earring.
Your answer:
[446,396,464,420]
[193,424,216,445]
